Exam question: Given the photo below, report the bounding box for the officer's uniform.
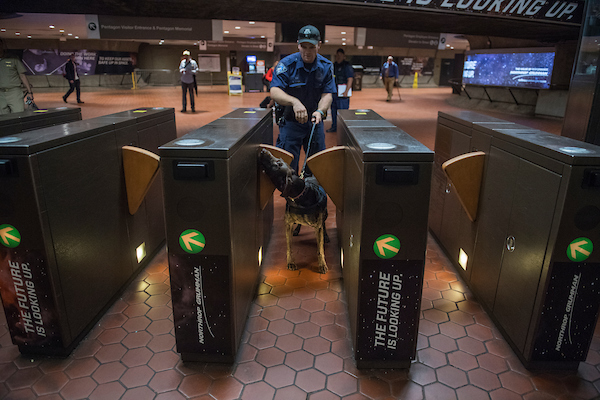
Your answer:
[330,60,355,131]
[271,52,336,172]
[0,56,26,114]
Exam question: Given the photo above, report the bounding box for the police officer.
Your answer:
[327,48,354,132]
[270,25,336,173]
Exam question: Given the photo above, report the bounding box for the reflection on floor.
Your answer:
[1,87,597,400]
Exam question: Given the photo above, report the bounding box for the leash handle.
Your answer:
[300,119,317,179]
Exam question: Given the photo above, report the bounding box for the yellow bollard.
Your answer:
[412,72,418,89]
[131,72,137,90]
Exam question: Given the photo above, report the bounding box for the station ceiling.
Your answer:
[2,0,583,44]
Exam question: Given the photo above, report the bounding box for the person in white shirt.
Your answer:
[179,50,198,113]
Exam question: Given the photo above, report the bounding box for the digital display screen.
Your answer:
[246,55,257,63]
[462,50,555,89]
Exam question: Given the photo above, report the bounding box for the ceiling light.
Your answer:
[68,33,73,36]
[341,31,346,34]
[249,21,255,24]
[75,36,79,39]
[342,38,346,41]
[325,39,329,43]
[27,35,32,38]
[0,29,5,32]
[15,32,20,36]
[59,29,64,33]
[49,25,55,29]
[224,30,229,34]
[159,42,163,45]
[368,46,374,49]
[342,42,346,45]
[446,44,450,47]
[261,35,265,38]
[235,26,241,29]
[451,46,455,49]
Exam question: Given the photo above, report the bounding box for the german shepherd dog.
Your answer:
[259,148,329,274]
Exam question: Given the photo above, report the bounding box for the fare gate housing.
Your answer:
[0,107,175,356]
[336,109,433,368]
[0,106,82,137]
[434,110,600,369]
[159,108,273,362]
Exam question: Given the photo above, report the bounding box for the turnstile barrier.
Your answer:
[336,109,434,368]
[0,106,81,137]
[0,107,175,356]
[159,108,273,362]
[434,110,600,369]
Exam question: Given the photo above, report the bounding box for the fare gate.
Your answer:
[160,108,273,362]
[435,110,600,369]
[0,106,82,137]
[0,108,175,355]
[336,109,434,368]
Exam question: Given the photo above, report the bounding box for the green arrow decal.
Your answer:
[567,237,593,262]
[179,229,205,254]
[0,224,21,248]
[373,234,400,259]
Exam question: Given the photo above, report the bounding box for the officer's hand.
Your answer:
[293,101,308,124]
[311,111,322,125]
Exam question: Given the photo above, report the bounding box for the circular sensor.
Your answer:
[175,139,205,146]
[574,205,600,231]
[0,137,21,144]
[367,142,396,150]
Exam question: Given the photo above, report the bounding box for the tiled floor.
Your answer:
[1,87,598,400]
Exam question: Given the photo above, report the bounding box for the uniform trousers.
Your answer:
[276,119,325,174]
[0,87,24,114]
[330,93,350,131]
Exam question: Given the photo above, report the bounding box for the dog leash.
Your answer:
[300,119,317,179]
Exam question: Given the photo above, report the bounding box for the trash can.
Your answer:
[159,108,273,362]
[0,106,81,137]
[336,109,433,368]
[0,108,176,356]
[352,65,364,91]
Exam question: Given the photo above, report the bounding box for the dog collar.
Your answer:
[289,185,306,201]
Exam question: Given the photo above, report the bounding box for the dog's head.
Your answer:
[259,148,304,198]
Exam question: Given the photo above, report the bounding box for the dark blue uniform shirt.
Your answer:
[334,60,354,85]
[271,53,336,122]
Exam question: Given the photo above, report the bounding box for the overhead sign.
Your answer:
[567,237,592,262]
[97,16,213,40]
[202,38,268,52]
[310,0,583,24]
[366,29,440,49]
[374,234,400,259]
[0,224,21,248]
[180,229,206,254]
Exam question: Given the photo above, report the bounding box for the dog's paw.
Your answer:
[318,264,328,274]
[292,224,301,236]
[287,263,298,271]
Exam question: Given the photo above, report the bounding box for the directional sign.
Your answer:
[373,234,400,259]
[179,229,206,254]
[0,224,21,248]
[567,237,593,262]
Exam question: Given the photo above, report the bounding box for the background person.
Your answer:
[327,48,354,132]
[179,50,198,113]
[380,55,399,102]
[0,40,34,114]
[270,25,335,173]
[63,53,84,104]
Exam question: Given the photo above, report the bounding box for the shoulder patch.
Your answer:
[276,63,287,75]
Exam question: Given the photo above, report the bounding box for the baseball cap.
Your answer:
[298,25,321,45]
[183,50,191,56]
